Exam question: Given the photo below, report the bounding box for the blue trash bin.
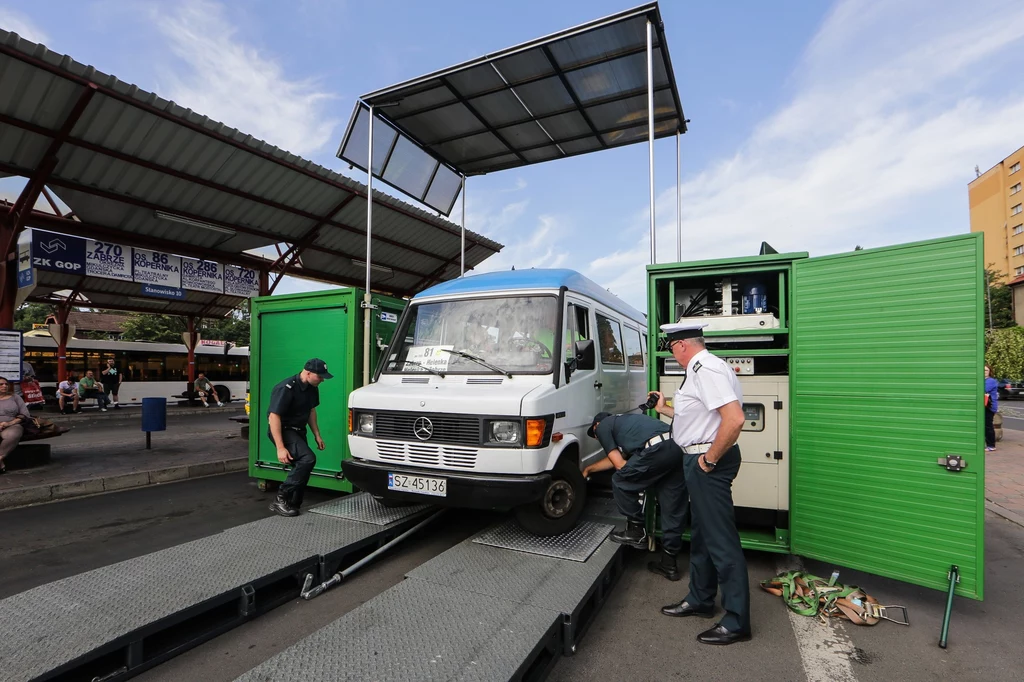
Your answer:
[141,397,167,449]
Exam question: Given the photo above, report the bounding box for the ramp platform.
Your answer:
[0,493,430,682]
[236,496,626,681]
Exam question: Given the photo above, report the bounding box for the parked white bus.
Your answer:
[21,335,249,404]
[344,269,648,536]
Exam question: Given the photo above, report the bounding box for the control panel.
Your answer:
[727,357,755,375]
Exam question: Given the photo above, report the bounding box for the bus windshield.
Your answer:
[384,295,559,376]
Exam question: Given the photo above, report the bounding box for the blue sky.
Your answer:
[2,0,1023,309]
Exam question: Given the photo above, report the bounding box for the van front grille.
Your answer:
[374,412,480,446]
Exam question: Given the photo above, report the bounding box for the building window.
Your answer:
[1012,162,1022,174]
[1012,183,1023,195]
[1013,204,1023,216]
[1015,224,1024,235]
[1015,246,1024,256]
[1017,266,1024,276]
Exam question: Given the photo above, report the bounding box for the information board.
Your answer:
[0,330,24,382]
[181,258,224,293]
[30,230,86,274]
[86,239,133,281]
[223,265,260,297]
[133,250,182,288]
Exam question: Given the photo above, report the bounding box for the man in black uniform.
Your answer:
[584,410,688,581]
[268,358,332,517]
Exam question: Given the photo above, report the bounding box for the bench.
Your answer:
[6,442,52,470]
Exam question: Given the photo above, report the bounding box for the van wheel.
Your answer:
[514,458,587,537]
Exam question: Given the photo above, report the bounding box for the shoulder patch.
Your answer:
[692,360,702,372]
[285,381,295,389]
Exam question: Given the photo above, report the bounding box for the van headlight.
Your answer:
[358,413,375,434]
[488,420,521,444]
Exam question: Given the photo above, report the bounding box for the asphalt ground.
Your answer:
[2,472,1022,682]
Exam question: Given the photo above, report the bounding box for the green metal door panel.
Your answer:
[791,234,984,599]
[251,304,351,491]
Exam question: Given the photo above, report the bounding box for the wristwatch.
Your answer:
[701,454,716,470]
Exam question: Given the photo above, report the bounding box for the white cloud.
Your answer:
[149,0,339,156]
[0,7,49,44]
[581,0,1024,309]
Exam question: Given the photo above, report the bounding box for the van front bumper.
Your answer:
[342,458,552,510]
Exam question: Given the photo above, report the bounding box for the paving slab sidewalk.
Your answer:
[988,410,1024,526]
[0,407,249,509]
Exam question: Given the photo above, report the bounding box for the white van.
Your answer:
[343,269,648,535]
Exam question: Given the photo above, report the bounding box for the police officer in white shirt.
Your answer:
[650,320,751,645]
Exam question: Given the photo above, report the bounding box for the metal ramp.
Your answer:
[236,496,626,681]
[0,493,431,682]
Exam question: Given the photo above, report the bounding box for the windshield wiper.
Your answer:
[440,349,512,378]
[390,359,446,378]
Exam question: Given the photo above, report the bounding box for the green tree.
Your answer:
[986,326,1024,380]
[201,306,250,345]
[119,314,186,344]
[984,267,1014,330]
[14,303,53,331]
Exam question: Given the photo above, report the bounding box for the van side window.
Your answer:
[596,314,624,366]
[625,327,644,368]
[565,303,591,359]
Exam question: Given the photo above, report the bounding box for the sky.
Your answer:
[2,0,1023,310]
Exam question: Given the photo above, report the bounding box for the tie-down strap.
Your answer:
[760,570,909,626]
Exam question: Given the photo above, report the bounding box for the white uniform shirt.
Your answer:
[672,349,743,447]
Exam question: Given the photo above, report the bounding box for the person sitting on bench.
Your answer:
[195,372,223,407]
[0,376,31,473]
[77,370,110,412]
[58,373,80,414]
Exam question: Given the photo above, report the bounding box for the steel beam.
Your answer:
[438,77,527,166]
[0,44,495,253]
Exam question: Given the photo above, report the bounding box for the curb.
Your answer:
[986,499,1024,528]
[0,457,249,510]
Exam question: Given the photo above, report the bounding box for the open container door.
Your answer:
[790,233,984,599]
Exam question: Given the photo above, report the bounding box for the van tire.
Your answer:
[514,457,587,536]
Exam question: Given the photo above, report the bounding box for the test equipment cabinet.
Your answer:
[646,233,985,600]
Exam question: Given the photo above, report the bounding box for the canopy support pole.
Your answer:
[362,104,374,387]
[647,19,656,265]
[460,176,466,277]
[676,129,681,262]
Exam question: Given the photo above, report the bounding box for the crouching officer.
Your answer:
[268,358,332,517]
[584,410,688,581]
[655,320,750,645]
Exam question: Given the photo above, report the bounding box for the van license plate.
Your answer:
[388,472,447,497]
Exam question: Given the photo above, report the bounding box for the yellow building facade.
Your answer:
[969,145,1024,283]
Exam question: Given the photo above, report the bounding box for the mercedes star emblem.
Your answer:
[413,417,434,441]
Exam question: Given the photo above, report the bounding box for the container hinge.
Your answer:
[774,401,783,410]
[360,300,378,310]
[937,455,968,472]
[773,451,783,460]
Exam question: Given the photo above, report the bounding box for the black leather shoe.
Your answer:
[609,521,647,549]
[661,600,715,618]
[648,552,681,581]
[269,495,299,517]
[697,624,752,645]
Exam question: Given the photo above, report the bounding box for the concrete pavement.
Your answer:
[988,406,1024,525]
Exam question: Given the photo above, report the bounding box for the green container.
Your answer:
[248,288,405,493]
[646,233,985,600]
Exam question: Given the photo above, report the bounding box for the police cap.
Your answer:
[587,411,612,438]
[660,320,709,342]
[304,358,334,379]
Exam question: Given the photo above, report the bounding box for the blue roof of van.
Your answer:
[415,269,645,323]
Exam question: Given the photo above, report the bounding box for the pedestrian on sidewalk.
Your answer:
[0,376,31,474]
[985,365,998,452]
[58,373,80,414]
[267,358,332,517]
[194,372,223,407]
[77,371,110,412]
[101,358,122,409]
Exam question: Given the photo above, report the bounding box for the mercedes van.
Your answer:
[343,269,648,535]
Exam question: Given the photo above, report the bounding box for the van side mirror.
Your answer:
[574,339,596,371]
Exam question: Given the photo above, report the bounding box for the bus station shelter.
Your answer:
[0,27,502,384]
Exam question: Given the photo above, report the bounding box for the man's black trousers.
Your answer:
[681,444,750,633]
[611,439,687,554]
[279,428,316,508]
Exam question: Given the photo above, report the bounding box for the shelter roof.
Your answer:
[340,1,685,208]
[0,30,503,304]
[63,311,128,332]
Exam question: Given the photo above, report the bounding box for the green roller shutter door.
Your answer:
[791,233,984,599]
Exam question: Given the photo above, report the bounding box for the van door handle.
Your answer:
[594,381,603,389]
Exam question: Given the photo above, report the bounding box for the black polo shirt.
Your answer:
[268,374,320,431]
[595,413,670,459]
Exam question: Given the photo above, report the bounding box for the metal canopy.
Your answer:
[0,30,503,303]
[339,1,685,210]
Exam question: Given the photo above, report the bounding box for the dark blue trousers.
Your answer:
[611,439,688,554]
[278,428,316,508]
[681,444,750,633]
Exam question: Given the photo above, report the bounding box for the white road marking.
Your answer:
[776,556,859,682]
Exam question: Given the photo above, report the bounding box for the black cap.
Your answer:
[304,358,334,379]
[587,411,612,439]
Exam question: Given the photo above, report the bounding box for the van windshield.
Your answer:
[384,295,559,376]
